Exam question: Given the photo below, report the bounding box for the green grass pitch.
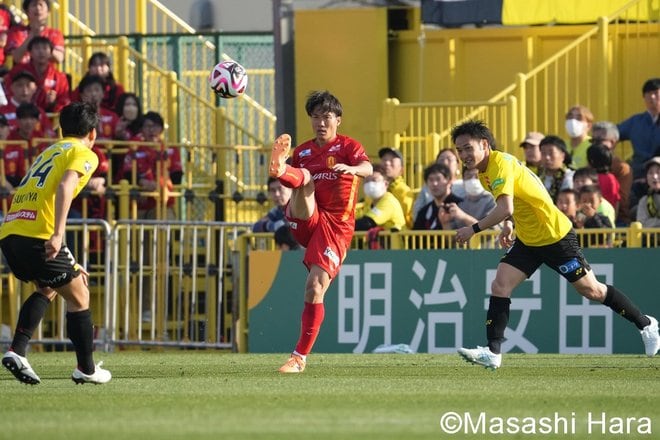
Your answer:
[0,352,658,439]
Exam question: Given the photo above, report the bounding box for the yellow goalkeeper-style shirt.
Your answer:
[364,191,406,231]
[479,150,571,246]
[0,137,98,241]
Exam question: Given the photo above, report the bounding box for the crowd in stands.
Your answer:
[0,1,657,252]
[0,0,182,229]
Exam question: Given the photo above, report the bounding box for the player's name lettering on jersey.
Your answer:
[12,191,37,204]
[312,172,338,181]
[4,209,37,222]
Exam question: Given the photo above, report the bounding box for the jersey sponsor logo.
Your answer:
[323,246,340,267]
[328,144,341,153]
[326,156,336,168]
[312,172,338,181]
[491,177,505,190]
[299,149,311,158]
[4,209,37,222]
[558,258,581,274]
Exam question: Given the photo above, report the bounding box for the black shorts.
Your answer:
[500,230,590,283]
[0,234,81,288]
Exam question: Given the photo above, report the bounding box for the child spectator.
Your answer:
[0,69,54,136]
[6,36,69,112]
[636,157,660,229]
[355,163,406,232]
[556,188,580,228]
[587,142,620,213]
[573,167,616,227]
[578,185,613,247]
[7,102,49,159]
[539,135,574,203]
[71,52,126,112]
[5,0,64,65]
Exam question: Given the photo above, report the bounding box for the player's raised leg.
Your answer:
[269,133,309,190]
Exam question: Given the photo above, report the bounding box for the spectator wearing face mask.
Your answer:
[355,164,405,231]
[460,167,497,225]
[564,105,594,169]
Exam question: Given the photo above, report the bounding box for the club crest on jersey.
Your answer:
[299,149,311,158]
[326,156,336,168]
[491,177,505,190]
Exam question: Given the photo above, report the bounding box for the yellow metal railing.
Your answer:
[380,0,659,169]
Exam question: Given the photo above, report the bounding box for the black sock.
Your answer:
[603,285,650,330]
[66,310,95,374]
[486,296,511,354]
[11,292,51,357]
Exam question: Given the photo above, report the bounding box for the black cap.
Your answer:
[378,147,403,161]
[11,69,36,83]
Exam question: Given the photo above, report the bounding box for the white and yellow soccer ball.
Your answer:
[208,60,248,99]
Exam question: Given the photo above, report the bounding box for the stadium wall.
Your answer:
[248,249,660,354]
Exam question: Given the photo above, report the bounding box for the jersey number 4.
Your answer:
[18,152,62,189]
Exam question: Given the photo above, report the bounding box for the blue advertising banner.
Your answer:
[248,249,660,354]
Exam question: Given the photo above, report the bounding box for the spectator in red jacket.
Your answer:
[6,102,50,160]
[0,4,19,72]
[6,36,70,112]
[4,0,64,65]
[0,69,55,137]
[70,52,125,112]
[0,113,26,191]
[77,74,119,140]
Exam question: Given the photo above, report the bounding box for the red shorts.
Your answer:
[286,206,354,279]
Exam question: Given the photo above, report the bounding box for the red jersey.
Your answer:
[291,134,369,223]
[1,142,27,187]
[6,62,70,112]
[5,25,64,64]
[0,8,13,66]
[597,172,621,208]
[0,98,55,137]
[97,107,119,140]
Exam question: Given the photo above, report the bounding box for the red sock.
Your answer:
[294,302,325,355]
[278,165,305,189]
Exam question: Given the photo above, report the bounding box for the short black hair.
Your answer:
[27,36,53,52]
[59,102,100,137]
[540,135,572,166]
[16,102,40,120]
[423,162,452,182]
[642,78,660,95]
[450,120,497,150]
[371,163,389,181]
[143,111,164,128]
[305,90,343,117]
[578,184,602,198]
[586,143,612,173]
[77,74,104,94]
[573,166,598,182]
[23,0,50,12]
[558,188,578,199]
[88,52,112,69]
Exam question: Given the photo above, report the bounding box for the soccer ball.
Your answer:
[208,60,248,98]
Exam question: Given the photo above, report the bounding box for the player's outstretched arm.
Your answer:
[332,160,372,177]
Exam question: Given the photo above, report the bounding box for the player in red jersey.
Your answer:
[270,90,372,373]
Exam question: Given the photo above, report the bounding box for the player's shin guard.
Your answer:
[294,302,325,356]
[277,165,306,189]
[11,292,50,356]
[603,285,650,330]
[66,310,95,374]
[486,296,511,354]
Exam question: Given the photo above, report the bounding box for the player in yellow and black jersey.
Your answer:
[451,120,659,369]
[0,102,111,385]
